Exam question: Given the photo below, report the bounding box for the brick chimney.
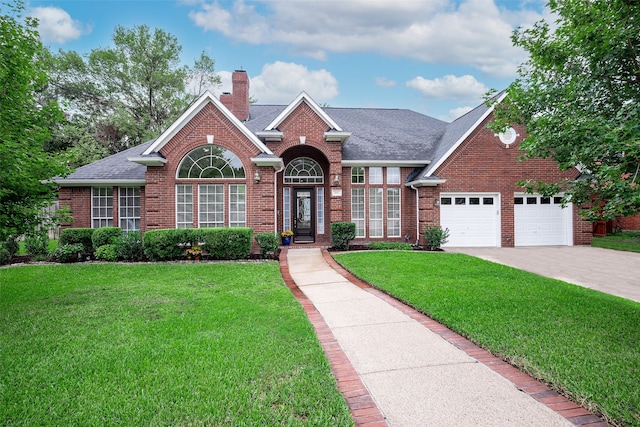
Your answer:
[230,70,250,121]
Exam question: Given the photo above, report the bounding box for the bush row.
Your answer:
[142,228,253,261]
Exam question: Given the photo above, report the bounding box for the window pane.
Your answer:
[483,197,494,205]
[284,157,324,184]
[92,187,113,229]
[317,188,324,235]
[229,184,246,227]
[351,167,364,184]
[177,145,245,179]
[554,196,563,204]
[527,197,537,204]
[469,197,480,205]
[440,197,452,205]
[283,188,291,231]
[387,167,400,185]
[369,188,383,237]
[119,187,141,232]
[387,188,400,237]
[455,197,466,205]
[199,184,224,228]
[369,167,383,185]
[541,197,551,204]
[351,188,365,237]
[176,184,193,228]
[514,197,523,205]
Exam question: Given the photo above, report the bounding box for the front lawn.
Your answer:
[333,251,640,426]
[592,231,640,253]
[0,262,353,426]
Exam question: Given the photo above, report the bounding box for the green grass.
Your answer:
[1,262,353,426]
[333,251,640,426]
[592,231,640,253]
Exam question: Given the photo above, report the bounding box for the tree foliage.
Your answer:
[46,25,220,155]
[0,1,69,240]
[489,0,640,221]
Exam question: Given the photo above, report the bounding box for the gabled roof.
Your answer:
[264,92,343,132]
[141,91,273,158]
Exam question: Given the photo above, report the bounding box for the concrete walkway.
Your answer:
[284,248,606,427]
[447,246,640,303]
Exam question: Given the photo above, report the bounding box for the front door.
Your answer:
[293,188,314,243]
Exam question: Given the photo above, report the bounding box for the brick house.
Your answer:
[56,70,593,248]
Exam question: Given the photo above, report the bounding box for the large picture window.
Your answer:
[119,187,140,232]
[350,167,402,238]
[229,184,246,227]
[369,188,383,238]
[92,187,113,228]
[387,188,401,237]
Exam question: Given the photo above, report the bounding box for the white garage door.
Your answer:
[440,194,500,247]
[514,195,573,246]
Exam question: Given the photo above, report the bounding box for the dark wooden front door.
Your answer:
[293,188,314,243]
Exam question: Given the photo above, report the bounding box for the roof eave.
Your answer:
[324,131,351,144]
[405,178,447,188]
[251,157,285,170]
[128,156,167,166]
[256,131,284,142]
[56,179,146,187]
[342,160,431,167]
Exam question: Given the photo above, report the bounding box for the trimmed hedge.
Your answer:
[142,228,253,261]
[92,227,122,249]
[369,241,413,251]
[331,222,356,251]
[95,244,119,262]
[255,232,279,258]
[59,228,94,255]
[203,228,253,260]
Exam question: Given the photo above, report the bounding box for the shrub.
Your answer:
[92,227,122,249]
[142,229,192,261]
[255,232,279,258]
[369,241,413,251]
[114,231,145,262]
[24,231,49,257]
[50,243,84,263]
[2,237,19,257]
[95,244,119,262]
[59,228,94,255]
[424,225,450,250]
[202,228,252,260]
[331,222,356,251]
[0,247,10,265]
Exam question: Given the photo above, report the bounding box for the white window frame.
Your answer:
[369,187,383,238]
[351,167,365,184]
[317,188,324,235]
[369,167,383,185]
[351,188,366,238]
[92,187,113,229]
[176,184,193,228]
[387,167,401,185]
[199,184,224,228]
[229,184,246,227]
[387,188,401,237]
[119,187,140,232]
[283,187,291,231]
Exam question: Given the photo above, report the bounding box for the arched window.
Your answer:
[284,157,324,184]
[177,145,245,179]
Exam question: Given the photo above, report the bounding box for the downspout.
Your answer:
[274,164,284,234]
[410,184,420,246]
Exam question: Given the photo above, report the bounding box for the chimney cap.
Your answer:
[234,69,247,73]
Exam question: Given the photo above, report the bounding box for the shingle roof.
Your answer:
[57,98,493,185]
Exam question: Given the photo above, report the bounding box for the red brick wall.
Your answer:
[620,214,640,231]
[425,116,592,246]
[59,187,91,229]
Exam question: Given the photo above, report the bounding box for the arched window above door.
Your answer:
[284,157,324,184]
[177,145,245,179]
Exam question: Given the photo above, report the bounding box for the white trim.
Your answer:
[264,92,343,132]
[57,179,146,187]
[426,92,507,176]
[143,91,273,156]
[127,156,167,166]
[251,156,285,169]
[342,160,430,167]
[405,179,446,187]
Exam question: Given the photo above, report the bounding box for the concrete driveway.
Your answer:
[447,246,640,303]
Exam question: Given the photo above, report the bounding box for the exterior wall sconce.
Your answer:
[434,199,441,206]
[254,170,261,184]
[333,174,340,185]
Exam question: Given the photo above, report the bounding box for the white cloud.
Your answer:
[407,75,489,101]
[29,6,92,44]
[443,106,475,122]
[187,0,544,77]
[217,62,339,104]
[375,77,396,88]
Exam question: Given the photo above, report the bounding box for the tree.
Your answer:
[488,0,640,221]
[46,26,221,154]
[0,1,69,240]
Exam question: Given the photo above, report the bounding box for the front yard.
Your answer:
[592,231,640,253]
[0,262,353,426]
[333,251,640,427]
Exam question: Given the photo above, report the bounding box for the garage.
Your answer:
[439,193,500,247]
[514,194,573,246]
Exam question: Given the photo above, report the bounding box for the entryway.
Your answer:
[293,187,314,243]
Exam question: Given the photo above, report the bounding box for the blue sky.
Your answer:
[26,0,549,121]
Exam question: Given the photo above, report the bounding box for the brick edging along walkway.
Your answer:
[279,248,389,427]
[320,249,608,427]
